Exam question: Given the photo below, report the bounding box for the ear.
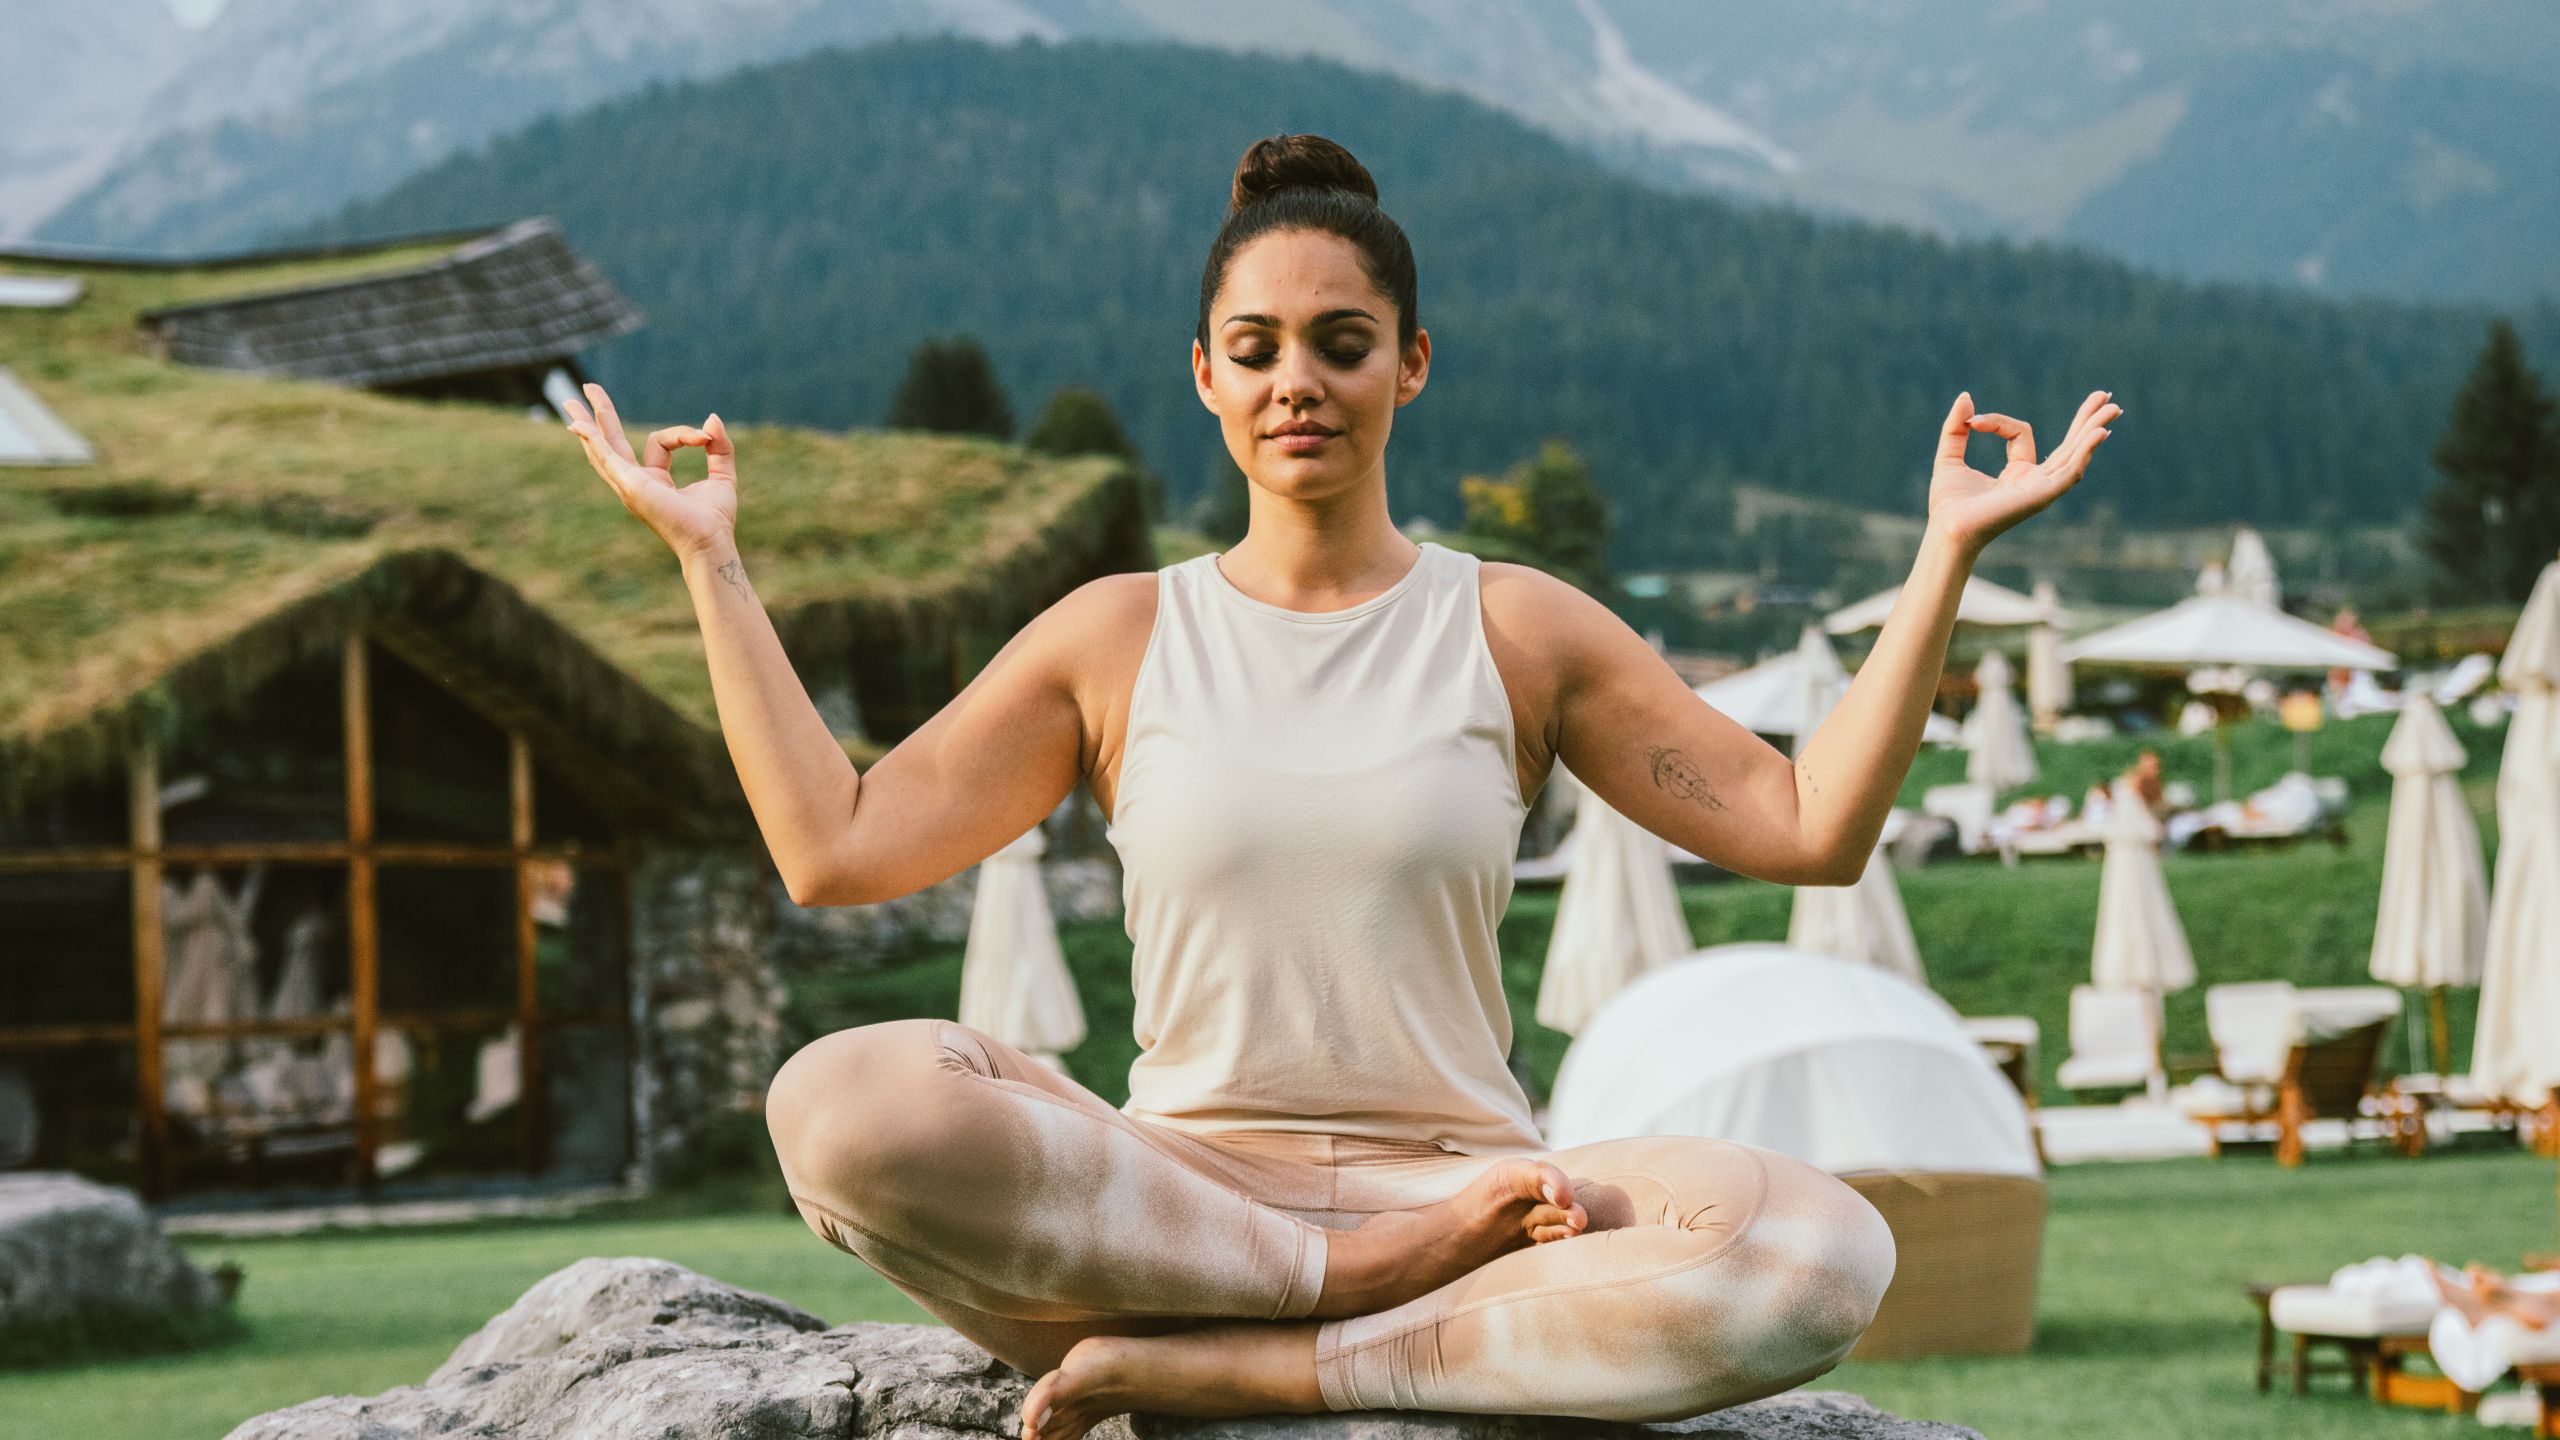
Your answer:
[1396,327,1431,406]
[1193,338,1219,414]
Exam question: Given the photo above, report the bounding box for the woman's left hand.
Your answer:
[1927,388,2122,559]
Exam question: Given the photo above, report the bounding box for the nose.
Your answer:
[1270,342,1324,411]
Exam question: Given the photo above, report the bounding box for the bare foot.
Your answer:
[1311,1156,1585,1319]
[1021,1324,1318,1440]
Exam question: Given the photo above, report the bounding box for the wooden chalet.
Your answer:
[0,224,1153,1205]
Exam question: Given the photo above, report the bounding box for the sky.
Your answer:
[167,0,225,27]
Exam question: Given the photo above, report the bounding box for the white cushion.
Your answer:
[2269,1284,2438,1337]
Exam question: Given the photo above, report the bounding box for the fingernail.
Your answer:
[1542,1183,1556,1204]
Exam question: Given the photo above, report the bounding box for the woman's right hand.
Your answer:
[563,381,739,562]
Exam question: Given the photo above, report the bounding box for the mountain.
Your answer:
[21,1,2560,307]
[274,35,2560,567]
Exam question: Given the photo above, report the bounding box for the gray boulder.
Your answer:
[226,1257,1981,1440]
[0,1171,227,1328]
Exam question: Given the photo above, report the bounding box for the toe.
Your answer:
[1022,1371,1059,1440]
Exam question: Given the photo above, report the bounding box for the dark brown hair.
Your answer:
[1196,133,1419,353]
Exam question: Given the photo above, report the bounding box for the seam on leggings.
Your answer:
[1317,1143,1772,1361]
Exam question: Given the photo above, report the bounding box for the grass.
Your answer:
[3,1150,2548,1439]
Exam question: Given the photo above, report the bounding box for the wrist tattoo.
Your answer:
[1647,744,1725,811]
[715,557,751,598]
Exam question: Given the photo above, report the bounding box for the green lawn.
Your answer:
[6,1150,2551,1439]
[11,706,2544,1437]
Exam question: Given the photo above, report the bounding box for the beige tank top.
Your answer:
[1105,539,1547,1155]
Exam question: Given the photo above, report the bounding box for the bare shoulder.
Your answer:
[1478,561,1618,680]
[1028,570,1160,808]
[1032,569,1158,697]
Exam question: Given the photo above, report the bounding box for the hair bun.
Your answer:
[1230,133,1378,214]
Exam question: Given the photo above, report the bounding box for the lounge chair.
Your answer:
[2183,984,2415,1165]
[1960,1015,2041,1108]
[2054,986,2158,1100]
[1920,782,1998,856]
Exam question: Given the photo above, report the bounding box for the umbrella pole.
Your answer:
[2427,988,2451,1078]
[2214,715,2234,804]
[2406,990,2430,1077]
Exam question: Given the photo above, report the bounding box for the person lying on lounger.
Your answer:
[2431,1262,2560,1331]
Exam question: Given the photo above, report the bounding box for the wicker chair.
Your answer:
[1841,1171,2048,1360]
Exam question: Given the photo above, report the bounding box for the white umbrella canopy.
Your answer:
[2092,776,2196,998]
[2027,579,2074,722]
[1824,575,2049,635]
[2227,526,2282,610]
[1535,768,1697,1036]
[957,824,1086,1065]
[1962,649,2038,791]
[2060,595,2398,672]
[1787,844,1927,986]
[2369,695,2487,991]
[1693,625,1846,741]
[2473,559,2560,1109]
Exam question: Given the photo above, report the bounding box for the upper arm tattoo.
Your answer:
[1646,744,1726,811]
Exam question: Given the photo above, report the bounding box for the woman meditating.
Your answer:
[561,132,2121,1437]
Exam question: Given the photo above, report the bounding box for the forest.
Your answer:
[289,34,2560,571]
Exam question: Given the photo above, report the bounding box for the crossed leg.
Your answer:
[766,1018,1895,1434]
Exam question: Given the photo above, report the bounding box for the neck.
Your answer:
[1224,472,1417,602]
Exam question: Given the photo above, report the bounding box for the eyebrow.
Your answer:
[1221,308,1378,331]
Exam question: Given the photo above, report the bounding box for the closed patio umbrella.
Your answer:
[1963,649,2037,792]
[1787,842,1926,987]
[1535,766,1696,1036]
[2027,579,2074,726]
[2474,559,2560,1129]
[2227,526,2281,610]
[2092,776,2195,1097]
[957,823,1086,1069]
[2368,694,2487,1074]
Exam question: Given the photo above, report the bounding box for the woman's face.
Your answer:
[1193,228,1428,503]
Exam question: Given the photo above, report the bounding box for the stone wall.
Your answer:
[627,844,786,1186]
[625,792,1125,1185]
[766,792,1123,986]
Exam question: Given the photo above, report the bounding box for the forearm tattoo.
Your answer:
[1647,744,1725,811]
[715,556,752,599]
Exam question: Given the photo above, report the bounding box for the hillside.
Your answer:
[282,35,2560,570]
[23,1,2560,310]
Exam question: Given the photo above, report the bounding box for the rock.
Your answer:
[226,1257,1981,1440]
[0,1171,227,1328]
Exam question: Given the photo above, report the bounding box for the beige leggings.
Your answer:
[765,1017,1897,1421]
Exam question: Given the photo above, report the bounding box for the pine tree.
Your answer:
[883,335,1015,440]
[1027,386,1162,520]
[2421,319,2560,602]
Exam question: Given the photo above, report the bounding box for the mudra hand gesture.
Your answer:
[1929,389,2122,558]
[561,380,738,563]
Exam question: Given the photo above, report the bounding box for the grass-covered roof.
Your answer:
[0,227,1153,815]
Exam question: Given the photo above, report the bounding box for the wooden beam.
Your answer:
[128,740,166,1200]
[0,839,628,873]
[511,731,547,1176]
[346,630,380,1192]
